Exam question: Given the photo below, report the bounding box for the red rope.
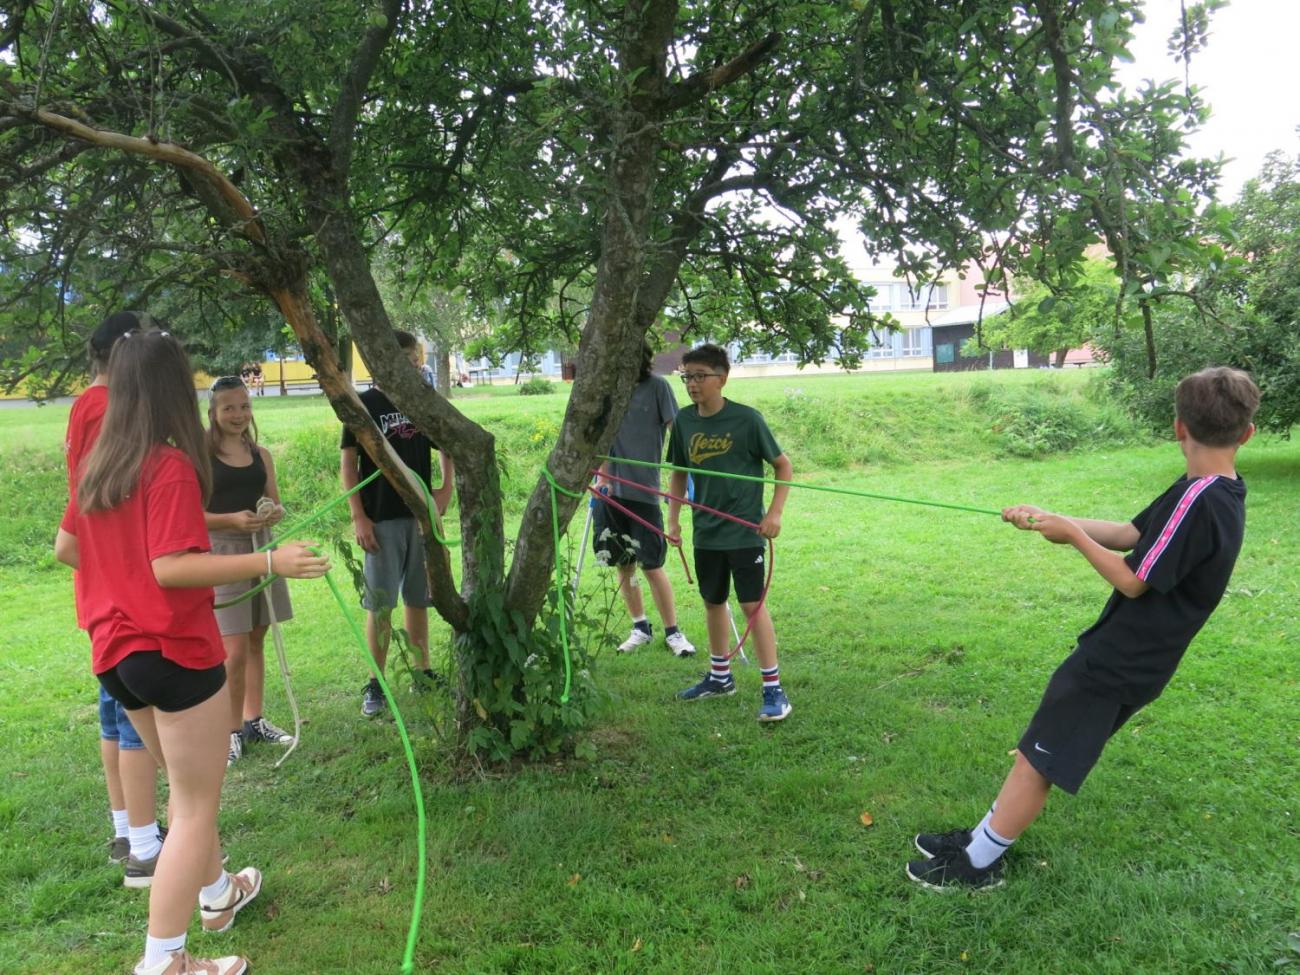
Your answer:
[586,485,694,584]
[591,470,776,661]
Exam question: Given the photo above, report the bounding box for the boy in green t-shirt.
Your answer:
[666,344,794,722]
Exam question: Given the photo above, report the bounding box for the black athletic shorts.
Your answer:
[593,497,667,570]
[694,546,766,605]
[1017,658,1144,795]
[98,651,227,714]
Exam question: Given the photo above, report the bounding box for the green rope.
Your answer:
[598,455,1004,517]
[215,465,459,610]
[321,564,427,974]
[540,467,583,703]
[210,459,457,970]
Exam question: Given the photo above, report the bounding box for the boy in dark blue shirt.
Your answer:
[908,367,1260,889]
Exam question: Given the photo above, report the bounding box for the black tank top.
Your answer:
[208,446,267,514]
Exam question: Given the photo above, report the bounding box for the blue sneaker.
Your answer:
[677,673,736,700]
[757,686,792,722]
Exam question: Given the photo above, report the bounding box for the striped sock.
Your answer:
[143,933,186,967]
[964,821,1014,869]
[709,655,731,682]
[972,801,996,839]
[760,665,781,690]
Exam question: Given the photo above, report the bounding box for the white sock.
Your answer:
[129,821,162,861]
[965,821,1014,869]
[143,933,186,967]
[111,809,130,838]
[200,871,230,906]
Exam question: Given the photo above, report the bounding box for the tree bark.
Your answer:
[503,0,682,619]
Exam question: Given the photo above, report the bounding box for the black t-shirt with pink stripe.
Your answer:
[1069,474,1246,704]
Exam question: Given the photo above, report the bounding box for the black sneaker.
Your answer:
[109,836,129,864]
[361,679,386,717]
[914,828,972,859]
[677,673,736,701]
[906,847,1005,891]
[242,716,294,744]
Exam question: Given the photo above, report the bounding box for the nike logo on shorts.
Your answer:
[1033,742,1052,755]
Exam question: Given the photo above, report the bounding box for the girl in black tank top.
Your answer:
[203,378,292,763]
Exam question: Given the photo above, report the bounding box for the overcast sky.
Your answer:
[1120,0,1300,201]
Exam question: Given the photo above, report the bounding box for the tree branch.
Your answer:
[329,0,402,175]
[661,32,782,113]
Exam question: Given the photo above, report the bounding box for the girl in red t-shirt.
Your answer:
[55,328,329,975]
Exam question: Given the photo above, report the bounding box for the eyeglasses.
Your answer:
[210,376,246,392]
[679,372,722,384]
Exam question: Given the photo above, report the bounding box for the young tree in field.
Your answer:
[967,259,1119,367]
[0,0,1226,755]
[1098,151,1300,434]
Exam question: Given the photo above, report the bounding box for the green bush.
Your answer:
[987,380,1142,458]
[518,376,556,396]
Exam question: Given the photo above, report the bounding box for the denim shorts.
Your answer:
[98,685,145,750]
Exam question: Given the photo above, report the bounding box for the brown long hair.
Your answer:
[78,328,212,513]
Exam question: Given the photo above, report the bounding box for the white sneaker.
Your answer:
[665,631,697,657]
[617,628,653,653]
[226,732,242,767]
[200,866,262,933]
[134,949,248,974]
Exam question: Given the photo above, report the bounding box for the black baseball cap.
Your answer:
[90,310,164,359]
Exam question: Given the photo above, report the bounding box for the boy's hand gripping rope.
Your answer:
[583,483,694,584]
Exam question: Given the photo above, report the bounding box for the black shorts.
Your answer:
[694,547,766,605]
[1017,659,1143,795]
[98,651,227,714]
[593,497,667,570]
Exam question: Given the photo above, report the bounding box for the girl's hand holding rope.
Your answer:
[226,509,269,533]
[270,542,331,579]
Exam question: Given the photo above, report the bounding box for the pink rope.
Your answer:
[592,469,776,661]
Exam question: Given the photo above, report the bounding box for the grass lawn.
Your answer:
[0,369,1296,974]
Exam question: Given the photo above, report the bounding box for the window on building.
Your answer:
[901,326,931,357]
[866,328,895,358]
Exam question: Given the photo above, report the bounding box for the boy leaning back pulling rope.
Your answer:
[908,366,1260,890]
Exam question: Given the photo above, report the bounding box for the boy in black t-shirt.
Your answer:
[340,331,454,717]
[907,367,1260,890]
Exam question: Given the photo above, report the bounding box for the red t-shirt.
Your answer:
[60,446,224,674]
[65,384,108,492]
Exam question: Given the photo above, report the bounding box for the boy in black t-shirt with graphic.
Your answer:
[908,367,1260,890]
[340,331,454,717]
[666,343,794,722]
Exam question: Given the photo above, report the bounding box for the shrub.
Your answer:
[988,382,1142,458]
[518,376,556,396]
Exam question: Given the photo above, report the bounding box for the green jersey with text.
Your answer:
[667,399,783,550]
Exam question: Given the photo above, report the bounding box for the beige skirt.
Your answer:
[210,529,294,636]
